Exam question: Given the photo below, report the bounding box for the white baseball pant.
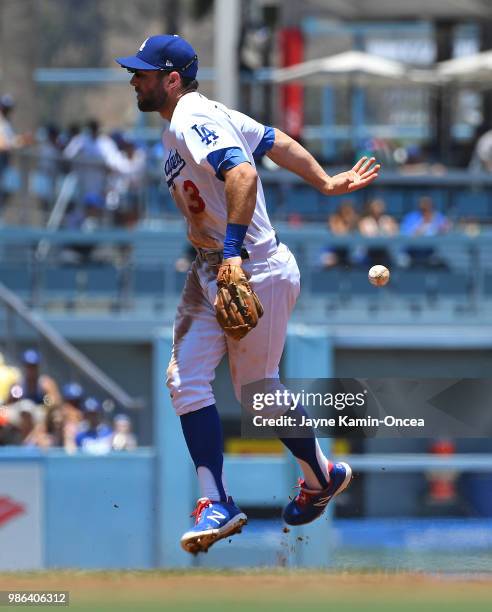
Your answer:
[166,239,301,415]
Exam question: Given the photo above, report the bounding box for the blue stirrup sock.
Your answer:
[180,404,228,502]
[277,405,330,490]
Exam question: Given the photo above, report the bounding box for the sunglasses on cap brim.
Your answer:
[126,55,197,75]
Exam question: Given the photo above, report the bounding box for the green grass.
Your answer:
[0,570,490,612]
[36,601,492,612]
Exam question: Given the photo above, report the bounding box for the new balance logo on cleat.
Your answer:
[180,497,247,554]
[208,509,226,524]
[282,462,353,526]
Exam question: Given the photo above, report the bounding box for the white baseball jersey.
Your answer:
[162,92,276,250]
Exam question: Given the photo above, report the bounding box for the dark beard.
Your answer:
[137,88,168,112]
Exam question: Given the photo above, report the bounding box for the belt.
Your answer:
[197,233,280,267]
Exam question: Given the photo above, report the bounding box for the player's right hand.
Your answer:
[327,157,380,195]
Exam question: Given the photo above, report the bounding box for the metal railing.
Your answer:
[3,148,492,226]
[0,227,490,320]
[0,281,142,411]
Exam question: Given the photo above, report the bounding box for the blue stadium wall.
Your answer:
[2,323,492,569]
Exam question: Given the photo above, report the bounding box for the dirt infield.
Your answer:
[0,571,491,611]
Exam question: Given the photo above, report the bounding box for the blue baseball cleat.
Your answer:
[181,497,248,554]
[282,462,353,526]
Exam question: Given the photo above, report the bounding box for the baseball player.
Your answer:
[117,35,379,554]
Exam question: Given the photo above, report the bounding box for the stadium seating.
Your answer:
[452,189,490,220]
[0,263,32,295]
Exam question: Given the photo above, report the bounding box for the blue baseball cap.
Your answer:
[0,94,14,109]
[83,396,103,413]
[83,193,105,209]
[114,413,131,424]
[22,349,40,365]
[116,35,198,79]
[62,382,84,403]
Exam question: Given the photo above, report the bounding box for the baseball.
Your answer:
[368,265,390,287]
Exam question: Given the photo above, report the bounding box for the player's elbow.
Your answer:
[240,162,258,187]
[224,162,257,187]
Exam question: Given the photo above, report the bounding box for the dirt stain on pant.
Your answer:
[168,258,213,391]
[173,262,206,348]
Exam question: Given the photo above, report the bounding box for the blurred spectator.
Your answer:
[400,197,451,268]
[18,401,37,442]
[359,199,398,237]
[1,399,45,447]
[63,119,138,215]
[31,123,63,213]
[398,142,447,176]
[0,95,34,201]
[17,400,45,446]
[0,95,15,153]
[8,349,62,408]
[321,201,359,268]
[0,352,21,403]
[328,201,359,235]
[63,192,106,232]
[60,382,84,453]
[0,95,16,141]
[111,414,137,451]
[358,199,398,267]
[61,382,84,416]
[75,396,113,454]
[61,123,81,150]
[469,124,492,172]
[79,193,106,232]
[63,119,112,206]
[0,403,22,445]
[107,133,146,227]
[401,197,450,237]
[12,384,85,451]
[0,95,18,208]
[43,405,65,448]
[61,194,111,265]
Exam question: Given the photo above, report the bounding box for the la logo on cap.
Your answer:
[139,38,149,51]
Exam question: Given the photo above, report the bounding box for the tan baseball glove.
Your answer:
[214,264,264,340]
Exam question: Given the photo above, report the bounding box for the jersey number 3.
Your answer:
[183,180,205,214]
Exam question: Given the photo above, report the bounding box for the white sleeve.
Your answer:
[228,109,266,153]
[477,133,492,163]
[99,137,134,174]
[63,134,84,159]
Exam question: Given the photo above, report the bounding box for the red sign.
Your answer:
[0,496,25,527]
[279,27,304,139]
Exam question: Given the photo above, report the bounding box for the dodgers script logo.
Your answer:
[164,149,186,187]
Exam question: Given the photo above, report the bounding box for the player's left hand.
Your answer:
[327,156,380,195]
[214,263,264,340]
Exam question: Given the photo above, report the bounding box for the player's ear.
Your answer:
[167,71,181,88]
